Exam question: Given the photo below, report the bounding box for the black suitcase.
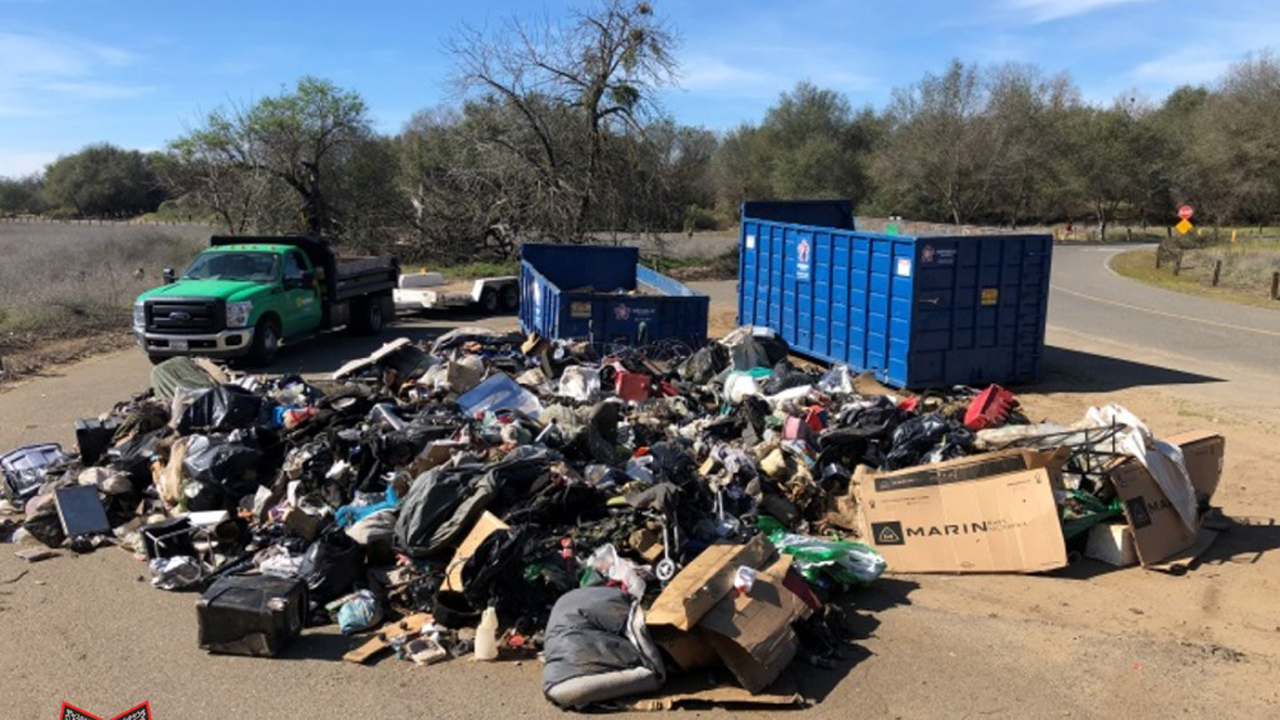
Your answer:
[197,575,307,657]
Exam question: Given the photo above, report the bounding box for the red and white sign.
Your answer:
[1178,205,1194,221]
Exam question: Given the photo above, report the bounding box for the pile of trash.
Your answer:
[0,326,1225,710]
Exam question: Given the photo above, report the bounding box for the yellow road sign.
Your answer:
[1176,218,1193,234]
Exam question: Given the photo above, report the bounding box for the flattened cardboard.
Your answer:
[1111,459,1203,566]
[1166,430,1225,501]
[854,450,1067,573]
[623,673,806,711]
[446,511,509,592]
[646,534,776,631]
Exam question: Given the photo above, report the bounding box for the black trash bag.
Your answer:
[107,429,166,492]
[299,528,367,606]
[177,385,272,434]
[394,464,494,558]
[677,343,729,384]
[183,435,266,504]
[460,527,529,609]
[762,360,817,395]
[372,422,455,468]
[182,479,224,512]
[883,415,969,470]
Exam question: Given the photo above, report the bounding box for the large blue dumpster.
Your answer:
[520,243,709,347]
[737,201,1053,388]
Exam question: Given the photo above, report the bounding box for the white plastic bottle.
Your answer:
[474,606,499,661]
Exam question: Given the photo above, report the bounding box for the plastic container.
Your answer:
[738,201,1053,388]
[474,606,499,661]
[520,243,709,347]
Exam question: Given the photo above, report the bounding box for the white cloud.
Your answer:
[676,47,878,102]
[1131,47,1235,86]
[0,31,147,116]
[1008,0,1163,23]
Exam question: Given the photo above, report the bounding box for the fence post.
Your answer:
[1272,271,1279,301]
[1174,252,1183,276]
[1155,249,1162,269]
[1212,260,1222,287]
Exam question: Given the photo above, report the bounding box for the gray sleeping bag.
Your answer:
[542,587,666,708]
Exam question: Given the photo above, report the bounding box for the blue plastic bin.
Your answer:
[520,243,709,347]
[737,201,1053,388]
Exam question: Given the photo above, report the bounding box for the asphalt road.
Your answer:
[2,244,1279,719]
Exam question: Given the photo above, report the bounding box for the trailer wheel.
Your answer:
[350,295,386,336]
[500,283,520,313]
[480,287,500,314]
[247,317,281,366]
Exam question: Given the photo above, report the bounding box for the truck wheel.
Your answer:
[350,296,386,336]
[480,288,500,314]
[247,317,281,366]
[500,283,520,313]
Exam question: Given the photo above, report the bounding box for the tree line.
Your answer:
[2,0,1277,255]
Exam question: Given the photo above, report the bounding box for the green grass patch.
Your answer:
[1110,248,1280,310]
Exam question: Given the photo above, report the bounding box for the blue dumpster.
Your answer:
[520,243,709,347]
[737,201,1053,388]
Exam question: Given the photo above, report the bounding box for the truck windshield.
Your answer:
[183,252,280,282]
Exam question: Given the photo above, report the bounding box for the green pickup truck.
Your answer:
[134,236,398,365]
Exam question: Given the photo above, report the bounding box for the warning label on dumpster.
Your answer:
[896,257,912,277]
[796,238,812,282]
[571,301,592,318]
[981,288,999,306]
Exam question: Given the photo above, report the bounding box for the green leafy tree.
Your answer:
[167,76,375,238]
[43,143,165,217]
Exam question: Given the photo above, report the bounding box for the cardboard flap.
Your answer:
[1111,459,1202,566]
[646,535,776,631]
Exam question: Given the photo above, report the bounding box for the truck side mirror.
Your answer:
[162,268,176,284]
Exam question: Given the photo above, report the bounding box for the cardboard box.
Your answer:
[1110,458,1205,566]
[1166,430,1225,501]
[646,534,775,631]
[445,511,509,592]
[697,559,810,693]
[647,538,810,695]
[853,450,1068,573]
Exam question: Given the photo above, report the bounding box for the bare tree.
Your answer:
[445,0,679,239]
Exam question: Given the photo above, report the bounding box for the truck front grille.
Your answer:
[145,299,225,333]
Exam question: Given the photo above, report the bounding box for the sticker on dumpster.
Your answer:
[571,301,592,318]
[896,257,912,277]
[871,521,905,545]
[746,234,756,250]
[60,701,152,719]
[614,304,631,321]
[796,238,811,282]
[981,288,999,306]
[922,245,936,263]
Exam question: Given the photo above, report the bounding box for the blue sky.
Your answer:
[1,0,1277,176]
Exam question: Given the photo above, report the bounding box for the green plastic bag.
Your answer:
[758,516,887,587]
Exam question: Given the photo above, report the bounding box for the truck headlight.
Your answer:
[132,301,146,331]
[226,301,254,329]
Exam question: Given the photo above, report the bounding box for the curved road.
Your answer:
[1040,244,1280,420]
